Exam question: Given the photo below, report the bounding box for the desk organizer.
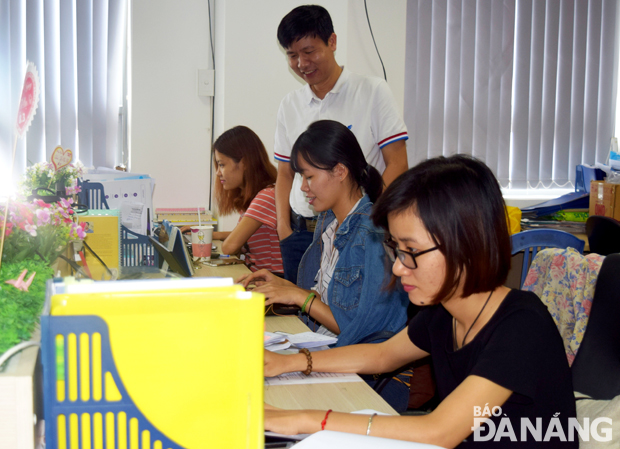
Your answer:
[41,278,264,449]
[120,225,158,267]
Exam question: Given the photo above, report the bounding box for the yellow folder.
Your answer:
[78,210,121,280]
[50,281,264,449]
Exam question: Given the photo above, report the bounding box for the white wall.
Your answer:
[131,0,214,211]
[346,0,406,113]
[130,0,407,231]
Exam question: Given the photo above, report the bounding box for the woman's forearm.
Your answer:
[264,409,458,448]
[303,342,388,374]
[212,231,230,241]
[305,294,340,334]
[310,330,424,376]
[265,341,388,377]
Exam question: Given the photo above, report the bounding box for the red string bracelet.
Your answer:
[321,409,333,431]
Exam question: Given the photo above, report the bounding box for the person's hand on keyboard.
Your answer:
[236,269,289,288]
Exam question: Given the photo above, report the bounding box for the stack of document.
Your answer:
[288,331,338,348]
[264,332,292,351]
[520,218,586,234]
[264,331,338,351]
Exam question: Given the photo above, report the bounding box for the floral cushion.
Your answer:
[523,247,605,366]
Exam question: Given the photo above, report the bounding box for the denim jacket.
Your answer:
[297,195,409,347]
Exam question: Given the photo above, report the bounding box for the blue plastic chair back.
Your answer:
[77,179,110,209]
[511,229,585,288]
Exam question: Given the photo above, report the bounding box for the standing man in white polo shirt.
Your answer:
[274,5,409,284]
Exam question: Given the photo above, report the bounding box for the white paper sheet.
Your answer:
[264,371,362,386]
[120,202,147,235]
[285,331,337,348]
[293,430,446,448]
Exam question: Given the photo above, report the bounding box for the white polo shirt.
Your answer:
[274,67,408,218]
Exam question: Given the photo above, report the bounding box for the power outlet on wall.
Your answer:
[197,69,215,97]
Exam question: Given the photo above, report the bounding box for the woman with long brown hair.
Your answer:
[211,126,283,274]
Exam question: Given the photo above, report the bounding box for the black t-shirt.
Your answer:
[408,289,578,448]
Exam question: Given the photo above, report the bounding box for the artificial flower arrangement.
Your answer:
[18,159,84,197]
[1,197,86,264]
[0,196,87,355]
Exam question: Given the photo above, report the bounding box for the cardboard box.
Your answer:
[589,181,620,220]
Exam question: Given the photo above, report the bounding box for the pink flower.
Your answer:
[523,270,539,287]
[35,208,51,225]
[75,224,86,240]
[65,185,81,195]
[549,255,567,280]
[556,296,569,310]
[583,299,592,316]
[24,223,37,237]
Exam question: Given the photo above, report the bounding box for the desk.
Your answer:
[264,316,398,415]
[193,261,250,279]
[192,240,251,279]
[190,246,398,415]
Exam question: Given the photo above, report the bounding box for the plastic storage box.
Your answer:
[121,225,158,267]
[41,277,264,449]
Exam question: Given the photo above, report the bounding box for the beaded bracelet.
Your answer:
[299,348,312,375]
[301,292,315,314]
[321,409,333,431]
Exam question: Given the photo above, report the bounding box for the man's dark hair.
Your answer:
[372,155,512,304]
[277,5,334,49]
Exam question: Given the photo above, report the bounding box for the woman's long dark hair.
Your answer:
[372,154,511,304]
[290,120,383,202]
[213,126,277,215]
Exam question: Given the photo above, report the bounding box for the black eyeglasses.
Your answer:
[382,239,439,269]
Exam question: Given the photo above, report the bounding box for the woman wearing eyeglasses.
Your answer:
[263,155,577,448]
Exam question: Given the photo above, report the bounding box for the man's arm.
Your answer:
[381,140,408,187]
[275,160,294,240]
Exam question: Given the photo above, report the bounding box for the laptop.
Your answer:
[148,227,194,277]
[149,228,300,315]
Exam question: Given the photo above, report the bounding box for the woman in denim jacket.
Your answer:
[240,120,409,411]
[239,120,409,347]
[238,121,410,410]
[296,193,408,347]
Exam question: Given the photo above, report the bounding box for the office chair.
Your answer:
[511,229,585,288]
[571,254,620,399]
[585,215,620,256]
